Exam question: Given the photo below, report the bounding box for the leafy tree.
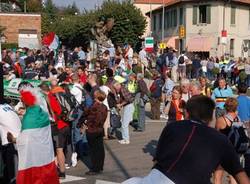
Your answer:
[26,0,42,12]
[0,26,6,36]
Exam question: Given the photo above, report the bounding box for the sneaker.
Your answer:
[58,172,66,179]
[118,140,130,144]
[71,152,78,167]
[65,164,70,169]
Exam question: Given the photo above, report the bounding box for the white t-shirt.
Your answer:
[128,48,134,58]
[71,83,83,104]
[100,85,110,110]
[178,54,188,66]
[0,104,21,145]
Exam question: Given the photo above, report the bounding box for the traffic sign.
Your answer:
[159,43,166,49]
[179,25,185,38]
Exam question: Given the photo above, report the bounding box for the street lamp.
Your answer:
[0,34,6,104]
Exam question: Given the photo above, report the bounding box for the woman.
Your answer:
[199,76,211,97]
[82,90,108,175]
[214,98,239,184]
[164,86,185,123]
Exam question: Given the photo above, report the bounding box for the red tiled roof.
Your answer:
[134,0,250,5]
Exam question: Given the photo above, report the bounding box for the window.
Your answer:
[193,5,211,24]
[153,15,156,31]
[248,8,250,25]
[230,39,234,57]
[159,13,162,30]
[164,12,167,28]
[167,11,171,28]
[172,9,177,27]
[179,7,184,25]
[231,6,236,25]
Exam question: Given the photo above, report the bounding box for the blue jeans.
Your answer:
[72,109,84,152]
[121,103,135,141]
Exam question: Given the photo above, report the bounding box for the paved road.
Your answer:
[62,118,166,184]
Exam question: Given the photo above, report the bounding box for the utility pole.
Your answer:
[161,0,165,41]
[149,0,152,36]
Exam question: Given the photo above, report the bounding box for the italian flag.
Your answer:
[16,105,59,184]
[42,32,59,50]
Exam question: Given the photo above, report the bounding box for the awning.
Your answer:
[187,36,212,52]
[163,36,179,49]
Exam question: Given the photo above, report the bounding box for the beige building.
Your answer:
[147,0,250,58]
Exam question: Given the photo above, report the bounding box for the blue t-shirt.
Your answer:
[237,95,250,122]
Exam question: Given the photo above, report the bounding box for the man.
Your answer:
[189,81,202,97]
[178,51,188,79]
[211,78,233,118]
[237,83,250,177]
[70,75,83,167]
[124,96,250,184]
[78,47,86,66]
[191,54,202,79]
[237,83,250,123]
[180,79,190,102]
[0,103,21,184]
[113,80,134,144]
[45,82,70,179]
[87,73,100,99]
[135,73,149,132]
[150,70,164,120]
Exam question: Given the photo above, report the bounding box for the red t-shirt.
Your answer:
[79,73,87,85]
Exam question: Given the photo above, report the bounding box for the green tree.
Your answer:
[0,26,6,36]
[26,0,42,12]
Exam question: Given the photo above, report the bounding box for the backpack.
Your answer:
[150,78,164,98]
[178,55,185,64]
[225,115,250,154]
[54,92,78,123]
[76,86,93,109]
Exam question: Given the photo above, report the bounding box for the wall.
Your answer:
[134,3,162,38]
[0,13,41,44]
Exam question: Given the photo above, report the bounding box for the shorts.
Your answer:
[53,126,70,149]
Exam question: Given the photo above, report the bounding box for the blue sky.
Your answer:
[52,0,107,11]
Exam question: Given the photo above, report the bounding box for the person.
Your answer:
[99,84,111,139]
[113,80,135,144]
[214,98,240,184]
[70,74,83,167]
[162,71,175,104]
[87,73,100,99]
[236,83,250,123]
[7,88,59,184]
[199,76,211,97]
[78,46,86,66]
[150,70,164,120]
[55,51,65,69]
[212,77,233,118]
[245,59,250,87]
[178,51,188,79]
[191,54,202,79]
[48,82,70,179]
[123,95,250,184]
[0,103,21,184]
[135,73,149,132]
[164,86,185,124]
[180,79,190,102]
[189,81,203,97]
[207,57,215,80]
[80,90,108,175]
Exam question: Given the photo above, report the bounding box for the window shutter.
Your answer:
[206,5,211,24]
[193,6,197,25]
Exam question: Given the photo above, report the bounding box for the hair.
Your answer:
[106,68,114,77]
[191,81,202,90]
[39,82,50,92]
[72,74,79,82]
[60,83,71,94]
[172,85,182,95]
[224,98,238,112]
[180,78,190,86]
[237,83,248,94]
[186,96,215,123]
[94,90,106,102]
